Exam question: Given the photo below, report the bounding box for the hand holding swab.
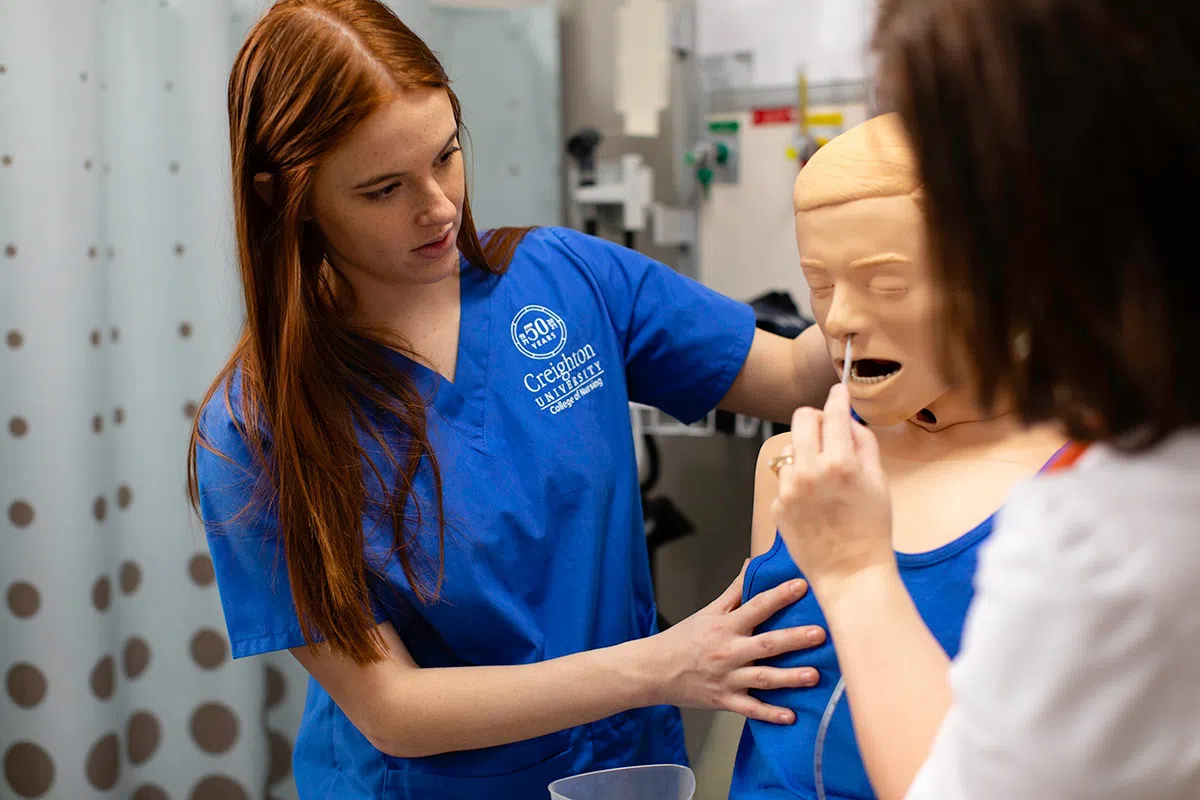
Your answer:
[769,335,855,476]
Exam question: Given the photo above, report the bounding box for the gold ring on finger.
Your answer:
[768,454,794,475]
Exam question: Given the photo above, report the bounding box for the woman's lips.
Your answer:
[414,228,454,259]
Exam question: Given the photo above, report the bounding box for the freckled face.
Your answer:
[309,88,466,289]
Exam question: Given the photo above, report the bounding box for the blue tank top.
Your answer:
[730,444,1070,800]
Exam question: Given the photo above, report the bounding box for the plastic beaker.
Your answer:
[548,764,696,800]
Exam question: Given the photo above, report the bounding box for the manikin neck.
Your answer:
[907,382,1016,436]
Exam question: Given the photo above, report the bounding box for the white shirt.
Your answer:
[907,430,1200,800]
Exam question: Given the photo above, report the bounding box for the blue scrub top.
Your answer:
[196,227,757,799]
[729,444,1072,800]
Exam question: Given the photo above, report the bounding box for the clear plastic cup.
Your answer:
[548,764,696,800]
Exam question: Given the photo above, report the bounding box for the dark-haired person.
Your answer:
[769,1,1200,798]
[188,1,838,798]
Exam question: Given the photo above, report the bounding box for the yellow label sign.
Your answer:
[806,112,845,127]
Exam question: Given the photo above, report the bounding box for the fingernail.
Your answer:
[778,712,793,724]
[807,628,823,644]
[791,580,806,596]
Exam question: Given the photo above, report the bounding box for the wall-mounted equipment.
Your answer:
[565,130,697,250]
[687,121,740,192]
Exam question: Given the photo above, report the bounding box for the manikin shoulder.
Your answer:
[758,432,790,465]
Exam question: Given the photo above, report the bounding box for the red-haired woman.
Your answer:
[188,1,837,796]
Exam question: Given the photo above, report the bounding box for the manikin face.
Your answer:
[309,88,465,292]
[796,194,950,427]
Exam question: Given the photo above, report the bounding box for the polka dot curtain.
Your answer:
[0,1,366,797]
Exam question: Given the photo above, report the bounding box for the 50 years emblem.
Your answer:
[511,305,567,360]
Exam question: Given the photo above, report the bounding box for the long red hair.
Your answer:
[187,0,530,664]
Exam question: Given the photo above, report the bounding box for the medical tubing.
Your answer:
[814,676,848,800]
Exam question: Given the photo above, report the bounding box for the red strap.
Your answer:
[1045,441,1091,473]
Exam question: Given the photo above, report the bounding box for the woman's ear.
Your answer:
[255,171,314,221]
[253,172,274,205]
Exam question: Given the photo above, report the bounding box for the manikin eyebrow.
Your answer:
[351,130,460,190]
[800,253,911,270]
[849,253,911,269]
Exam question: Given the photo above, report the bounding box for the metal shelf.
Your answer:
[630,403,768,440]
[705,79,875,116]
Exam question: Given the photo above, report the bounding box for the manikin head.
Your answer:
[793,114,969,429]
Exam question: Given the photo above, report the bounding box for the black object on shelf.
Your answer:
[567,128,603,238]
[644,494,696,633]
[639,432,696,631]
[708,291,816,438]
[749,290,813,340]
[566,128,603,187]
[639,434,662,495]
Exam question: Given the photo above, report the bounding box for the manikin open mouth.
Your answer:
[849,359,902,384]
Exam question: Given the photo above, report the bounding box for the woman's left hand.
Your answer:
[771,383,895,597]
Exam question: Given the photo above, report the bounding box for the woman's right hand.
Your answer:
[639,561,824,724]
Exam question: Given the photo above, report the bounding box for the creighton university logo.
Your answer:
[511,305,567,360]
[512,304,605,415]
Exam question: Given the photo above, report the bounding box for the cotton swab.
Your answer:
[841,335,853,385]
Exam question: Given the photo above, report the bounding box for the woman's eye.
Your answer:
[366,183,400,201]
[439,146,462,165]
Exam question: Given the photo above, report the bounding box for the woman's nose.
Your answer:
[417,179,457,227]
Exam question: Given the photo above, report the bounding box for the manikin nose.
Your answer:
[822,288,864,340]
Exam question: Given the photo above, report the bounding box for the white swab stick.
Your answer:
[842,336,853,385]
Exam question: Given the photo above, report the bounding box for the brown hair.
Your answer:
[187,0,531,664]
[874,0,1200,446]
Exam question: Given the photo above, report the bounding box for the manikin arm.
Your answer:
[751,434,791,558]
